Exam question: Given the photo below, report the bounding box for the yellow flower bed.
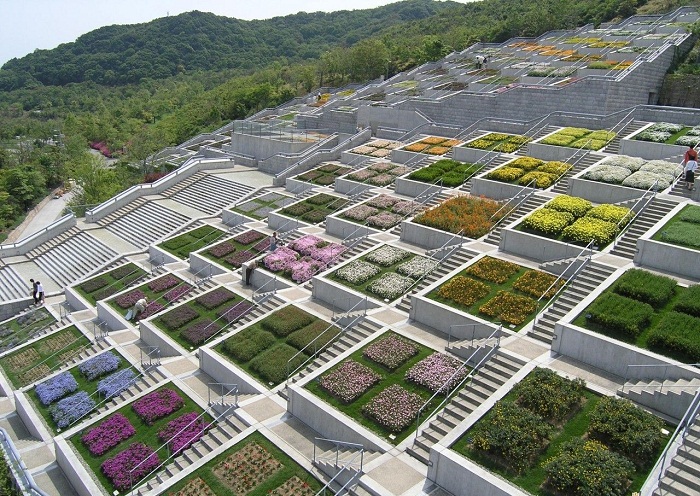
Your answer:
[466,256,520,284]
[437,276,490,306]
[426,146,450,155]
[510,157,544,171]
[487,166,526,182]
[538,161,572,176]
[547,195,592,218]
[513,270,565,299]
[562,217,619,246]
[404,143,430,152]
[419,136,448,145]
[467,138,495,150]
[587,204,633,225]
[479,291,537,325]
[559,127,590,138]
[522,208,574,235]
[519,171,557,188]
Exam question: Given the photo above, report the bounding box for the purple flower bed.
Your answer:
[225,249,256,268]
[363,335,419,370]
[132,389,184,424]
[362,384,424,432]
[405,352,468,393]
[217,301,254,324]
[366,212,402,229]
[264,246,299,271]
[252,237,271,252]
[196,288,235,310]
[82,413,136,456]
[157,412,209,454]
[163,284,193,303]
[79,351,121,381]
[307,244,346,265]
[287,235,326,256]
[49,391,96,429]
[136,301,165,320]
[319,360,382,403]
[288,257,325,283]
[115,290,146,309]
[161,306,200,330]
[98,369,137,398]
[343,205,379,221]
[101,442,160,491]
[148,275,179,292]
[35,371,78,405]
[207,241,235,258]
[233,230,265,245]
[182,319,222,345]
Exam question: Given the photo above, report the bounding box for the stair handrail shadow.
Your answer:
[314,438,365,496]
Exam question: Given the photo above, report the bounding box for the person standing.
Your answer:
[683,145,698,190]
[30,279,38,304]
[35,281,44,305]
[269,231,278,252]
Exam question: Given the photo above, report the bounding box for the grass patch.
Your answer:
[293,164,352,186]
[231,193,295,220]
[652,204,700,250]
[158,226,228,260]
[280,193,348,225]
[75,263,147,306]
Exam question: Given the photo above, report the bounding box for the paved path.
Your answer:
[5,190,74,243]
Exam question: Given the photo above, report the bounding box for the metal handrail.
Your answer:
[533,240,593,326]
[0,427,50,495]
[141,346,161,370]
[447,323,480,349]
[612,180,658,248]
[198,298,256,346]
[415,326,501,438]
[313,437,364,469]
[314,446,365,496]
[207,383,239,408]
[250,275,278,303]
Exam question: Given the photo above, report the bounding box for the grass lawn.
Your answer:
[158,226,228,260]
[164,431,323,495]
[0,307,55,351]
[70,383,213,494]
[75,262,147,306]
[306,331,448,445]
[652,204,700,250]
[0,326,90,388]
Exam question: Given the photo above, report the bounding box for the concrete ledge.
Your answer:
[96,300,129,333]
[410,294,498,336]
[198,347,268,395]
[325,215,378,240]
[285,177,316,195]
[394,177,442,198]
[55,436,106,496]
[500,227,591,263]
[267,211,309,232]
[453,146,499,165]
[139,320,186,358]
[527,142,580,162]
[221,209,255,227]
[400,221,465,250]
[189,253,228,279]
[568,177,647,204]
[619,137,688,160]
[0,298,38,323]
[334,176,373,196]
[0,214,76,258]
[14,391,50,442]
[148,245,181,267]
[390,149,424,164]
[470,177,532,201]
[311,276,380,312]
[65,285,94,312]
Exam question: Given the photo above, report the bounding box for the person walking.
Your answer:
[683,145,698,190]
[35,281,44,305]
[30,279,38,304]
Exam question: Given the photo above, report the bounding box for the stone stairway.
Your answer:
[33,231,119,288]
[406,351,528,465]
[653,415,700,496]
[313,443,380,496]
[551,152,604,195]
[527,261,616,344]
[609,197,679,259]
[167,173,257,215]
[102,200,192,249]
[604,120,649,155]
[0,265,29,301]
[515,125,560,155]
[483,194,549,246]
[668,175,694,200]
[95,196,149,224]
[619,377,700,418]
[160,171,206,197]
[395,247,479,313]
[459,154,513,194]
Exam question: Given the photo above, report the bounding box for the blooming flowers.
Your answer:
[319,360,382,403]
[362,385,423,432]
[335,261,381,284]
[35,371,78,405]
[158,412,209,454]
[132,389,184,424]
[101,442,160,491]
[79,351,121,381]
[363,334,419,370]
[365,246,410,266]
[583,156,681,190]
[405,352,468,393]
[49,391,96,429]
[367,273,414,300]
[263,235,346,283]
[98,369,137,398]
[82,413,136,456]
[396,257,438,279]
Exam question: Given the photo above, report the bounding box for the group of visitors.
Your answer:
[684,144,699,190]
[29,279,44,305]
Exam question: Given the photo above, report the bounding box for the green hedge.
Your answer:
[249,343,308,384]
[287,320,337,350]
[512,368,585,423]
[673,285,700,317]
[260,306,316,337]
[223,328,276,362]
[613,269,676,307]
[586,293,653,338]
[647,311,700,362]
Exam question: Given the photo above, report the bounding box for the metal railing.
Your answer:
[622,363,700,393]
[207,383,239,409]
[447,323,481,349]
[0,427,49,495]
[141,346,161,370]
[313,437,364,471]
[313,438,365,496]
[92,320,109,341]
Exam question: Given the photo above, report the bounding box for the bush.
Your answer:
[182,319,223,345]
[512,368,585,422]
[673,285,700,317]
[195,288,235,310]
[479,291,536,325]
[486,166,525,182]
[613,268,676,307]
[589,396,665,466]
[438,276,490,307]
[306,193,337,205]
[287,320,337,351]
[249,343,308,385]
[522,208,573,235]
[223,328,276,362]
[585,292,654,337]
[547,195,592,217]
[261,306,316,337]
[283,202,313,216]
[679,205,700,224]
[587,204,633,225]
[518,171,557,188]
[413,196,503,237]
[544,439,634,496]
[510,157,544,170]
[470,402,553,474]
[562,217,618,246]
[81,277,108,293]
[161,306,199,330]
[648,311,700,362]
[465,256,520,284]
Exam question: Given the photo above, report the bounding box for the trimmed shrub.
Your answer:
[223,328,276,362]
[437,276,490,307]
[522,208,573,235]
[547,195,592,217]
[562,217,618,246]
[513,270,563,299]
[613,269,676,307]
[486,166,525,182]
[585,292,654,337]
[479,291,537,325]
[287,320,337,351]
[587,204,633,225]
[161,306,199,330]
[673,285,700,317]
[648,311,700,362]
[261,306,316,337]
[249,343,308,385]
[465,257,520,284]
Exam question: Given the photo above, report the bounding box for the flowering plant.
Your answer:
[405,352,468,393]
[363,334,418,369]
[582,164,631,184]
[101,442,160,491]
[513,270,563,298]
[367,273,413,300]
[82,413,136,456]
[49,391,96,429]
[466,257,520,284]
[522,208,574,235]
[182,319,221,344]
[587,204,633,225]
[562,217,618,246]
[233,230,265,245]
[163,284,192,303]
[319,360,382,403]
[367,212,403,229]
[115,290,146,309]
[437,276,490,307]
[35,372,78,405]
[547,195,592,217]
[217,301,254,324]
[208,241,235,258]
[148,274,179,292]
[397,257,438,279]
[79,351,121,381]
[158,412,209,454]
[263,247,299,271]
[479,290,537,325]
[343,205,379,221]
[368,173,395,186]
[366,194,399,209]
[225,250,255,268]
[335,261,381,284]
[196,288,235,310]
[132,388,184,424]
[366,246,411,266]
[600,155,644,171]
[97,369,136,398]
[362,385,423,432]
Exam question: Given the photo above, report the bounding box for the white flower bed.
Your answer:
[367,273,414,300]
[649,122,684,133]
[600,155,644,171]
[583,165,631,183]
[676,135,700,147]
[365,246,411,267]
[687,126,700,137]
[642,160,683,177]
[621,171,673,190]
[397,257,439,279]
[335,260,381,284]
[636,130,671,143]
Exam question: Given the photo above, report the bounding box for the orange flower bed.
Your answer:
[413,196,504,237]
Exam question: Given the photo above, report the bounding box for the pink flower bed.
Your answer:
[366,194,399,209]
[319,360,382,403]
[363,334,419,370]
[136,301,165,320]
[343,205,379,221]
[288,257,325,283]
[101,442,160,491]
[132,389,184,425]
[163,284,192,303]
[208,241,235,258]
[366,212,402,229]
[405,352,468,393]
[158,412,209,454]
[115,290,146,309]
[263,235,346,282]
[233,230,265,245]
[263,246,299,271]
[148,275,179,292]
[362,384,423,432]
[225,250,255,268]
[82,413,136,456]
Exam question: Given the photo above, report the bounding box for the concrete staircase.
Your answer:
[166,173,257,214]
[551,152,604,195]
[668,176,694,200]
[102,200,191,249]
[528,261,616,344]
[395,247,479,313]
[32,231,118,288]
[483,193,549,246]
[609,197,679,259]
[604,120,649,155]
[515,125,560,155]
[0,265,29,301]
[654,416,700,496]
[619,377,700,420]
[406,351,527,465]
[94,367,170,415]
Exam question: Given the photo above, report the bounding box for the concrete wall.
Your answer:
[410,294,498,335]
[229,132,312,159]
[334,176,374,196]
[139,321,185,358]
[453,146,499,165]
[199,347,268,395]
[325,215,377,240]
[284,177,316,195]
[64,286,91,312]
[619,138,689,160]
[470,177,534,201]
[0,298,35,323]
[148,245,181,266]
[221,210,255,228]
[267,211,307,232]
[189,253,228,279]
[568,177,648,204]
[14,392,49,441]
[400,221,465,250]
[0,214,76,257]
[394,177,442,198]
[500,227,589,262]
[311,276,380,312]
[527,142,580,162]
[55,437,106,496]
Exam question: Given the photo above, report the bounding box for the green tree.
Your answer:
[4,166,46,210]
[69,154,120,205]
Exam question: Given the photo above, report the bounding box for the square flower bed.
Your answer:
[633,122,700,146]
[308,331,449,443]
[349,139,402,157]
[155,286,249,348]
[280,193,348,225]
[582,155,682,190]
[485,156,572,189]
[405,352,468,393]
[652,204,700,249]
[163,432,322,496]
[200,229,270,270]
[413,195,505,237]
[402,136,462,156]
[217,305,338,387]
[262,234,346,283]
[430,256,559,328]
[294,163,352,186]
[345,162,409,187]
[339,194,418,230]
[231,193,295,220]
[332,245,435,302]
[76,262,147,305]
[462,133,530,153]
[158,226,227,260]
[519,195,633,247]
[408,159,482,187]
[108,273,192,322]
[1,326,90,388]
[540,127,616,150]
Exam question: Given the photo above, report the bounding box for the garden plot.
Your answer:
[0,307,55,355]
[158,226,228,260]
[452,368,667,496]
[74,262,147,306]
[427,256,562,329]
[633,122,700,147]
[291,163,352,187]
[485,156,572,189]
[652,204,700,249]
[339,162,409,190]
[580,155,682,191]
[462,132,530,154]
[163,431,322,495]
[106,273,193,323]
[69,384,212,494]
[306,331,467,444]
[539,127,616,151]
[400,136,463,156]
[231,192,296,220]
[328,194,420,236]
[407,159,483,188]
[261,234,346,284]
[199,229,270,270]
[216,305,339,387]
[272,193,348,227]
[0,325,90,389]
